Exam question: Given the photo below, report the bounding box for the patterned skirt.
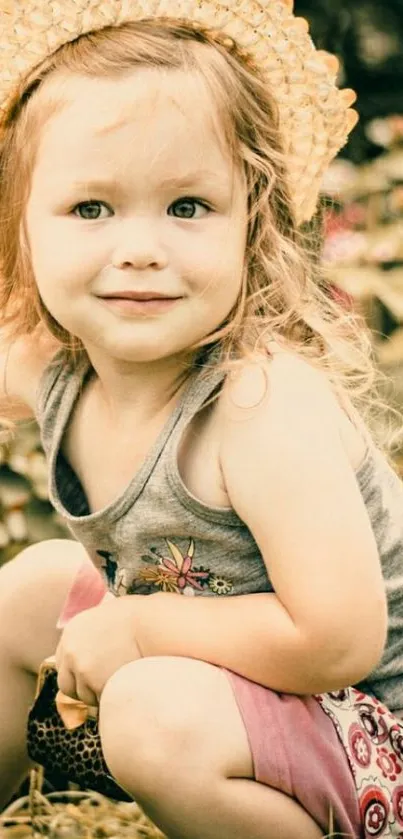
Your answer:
[317,689,403,838]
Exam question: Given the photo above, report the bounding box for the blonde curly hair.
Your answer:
[0,18,398,450]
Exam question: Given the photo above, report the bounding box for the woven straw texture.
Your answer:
[0,0,358,222]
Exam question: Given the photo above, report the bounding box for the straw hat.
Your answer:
[0,0,358,224]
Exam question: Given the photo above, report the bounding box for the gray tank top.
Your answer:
[36,351,403,714]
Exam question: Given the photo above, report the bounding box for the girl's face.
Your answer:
[25,67,248,365]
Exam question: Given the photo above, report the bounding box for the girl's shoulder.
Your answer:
[220,344,330,409]
[0,326,60,421]
[218,344,367,472]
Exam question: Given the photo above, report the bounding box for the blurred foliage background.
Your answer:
[296,0,403,162]
[2,0,403,565]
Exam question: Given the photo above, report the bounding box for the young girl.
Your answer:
[0,2,403,837]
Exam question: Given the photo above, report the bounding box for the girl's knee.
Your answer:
[99,657,252,792]
[0,539,85,610]
[0,538,86,669]
[99,657,206,793]
[100,657,196,745]
[0,538,86,585]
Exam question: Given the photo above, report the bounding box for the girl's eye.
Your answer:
[71,197,210,220]
[72,201,111,220]
[168,198,210,219]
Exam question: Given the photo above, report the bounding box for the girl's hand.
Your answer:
[55,595,145,706]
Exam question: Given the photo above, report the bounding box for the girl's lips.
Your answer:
[98,296,182,315]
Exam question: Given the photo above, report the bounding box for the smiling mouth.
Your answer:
[99,292,181,301]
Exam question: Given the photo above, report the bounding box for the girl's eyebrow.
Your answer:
[158,170,229,188]
[67,170,230,192]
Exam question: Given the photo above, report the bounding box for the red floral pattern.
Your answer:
[317,689,403,837]
[392,787,403,826]
[350,723,372,768]
[376,749,402,782]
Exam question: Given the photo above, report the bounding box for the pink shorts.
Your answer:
[225,669,361,837]
[58,556,361,836]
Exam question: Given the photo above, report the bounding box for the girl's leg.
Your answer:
[100,657,324,839]
[0,539,87,808]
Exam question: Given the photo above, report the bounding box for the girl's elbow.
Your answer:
[355,590,388,675]
[321,601,388,689]
[306,596,388,691]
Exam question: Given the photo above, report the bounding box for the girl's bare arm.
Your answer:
[0,326,59,421]
[132,353,387,694]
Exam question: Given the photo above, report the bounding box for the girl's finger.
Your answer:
[74,676,99,707]
[54,638,64,671]
[57,666,79,700]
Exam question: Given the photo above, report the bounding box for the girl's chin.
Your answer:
[81,339,193,365]
[62,313,216,362]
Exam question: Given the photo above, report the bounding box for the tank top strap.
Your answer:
[180,356,227,422]
[127,355,226,501]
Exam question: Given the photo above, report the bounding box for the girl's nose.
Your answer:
[111,217,169,271]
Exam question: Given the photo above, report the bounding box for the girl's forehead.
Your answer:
[33,67,235,185]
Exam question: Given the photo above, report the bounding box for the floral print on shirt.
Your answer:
[96,539,233,597]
